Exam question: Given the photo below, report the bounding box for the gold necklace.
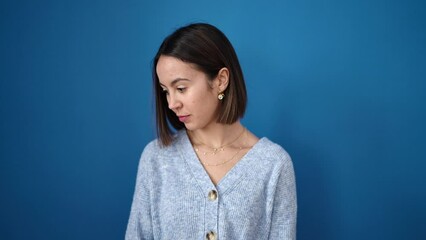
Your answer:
[200,146,244,167]
[198,130,248,167]
[192,127,246,156]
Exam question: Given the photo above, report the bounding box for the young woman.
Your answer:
[126,23,297,240]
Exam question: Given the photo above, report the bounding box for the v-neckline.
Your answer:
[176,130,267,196]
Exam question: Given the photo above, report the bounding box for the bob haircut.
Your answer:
[153,23,247,146]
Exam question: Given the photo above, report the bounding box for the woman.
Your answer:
[126,23,297,240]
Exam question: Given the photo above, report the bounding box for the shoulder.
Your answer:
[255,137,292,165]
[244,137,295,188]
[140,130,186,158]
[246,137,293,177]
[141,139,160,156]
[256,138,296,188]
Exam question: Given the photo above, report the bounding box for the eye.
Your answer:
[177,87,186,93]
[162,88,169,95]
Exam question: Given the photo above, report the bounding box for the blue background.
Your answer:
[1,0,425,239]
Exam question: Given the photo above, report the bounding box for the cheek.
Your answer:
[188,92,216,114]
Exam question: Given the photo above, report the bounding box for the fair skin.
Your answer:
[156,55,259,185]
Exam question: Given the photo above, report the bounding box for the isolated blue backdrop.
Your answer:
[1,0,425,239]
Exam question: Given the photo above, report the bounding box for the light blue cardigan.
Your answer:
[125,130,297,240]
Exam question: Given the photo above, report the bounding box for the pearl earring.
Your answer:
[218,93,225,100]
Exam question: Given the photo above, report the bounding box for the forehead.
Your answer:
[156,56,204,85]
[156,56,194,77]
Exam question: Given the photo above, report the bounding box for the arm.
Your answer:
[268,159,297,240]
[125,143,155,240]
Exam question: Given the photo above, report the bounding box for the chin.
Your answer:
[183,122,206,132]
[183,123,196,131]
[185,123,194,131]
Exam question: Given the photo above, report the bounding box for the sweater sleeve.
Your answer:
[125,142,156,240]
[268,157,297,240]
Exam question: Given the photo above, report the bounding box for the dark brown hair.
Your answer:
[153,23,247,146]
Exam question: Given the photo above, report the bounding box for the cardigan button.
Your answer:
[206,231,217,240]
[208,190,218,201]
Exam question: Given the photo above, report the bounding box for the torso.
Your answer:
[128,130,296,239]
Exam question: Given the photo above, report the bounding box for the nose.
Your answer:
[167,93,182,111]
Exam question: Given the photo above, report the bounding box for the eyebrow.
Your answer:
[159,78,190,87]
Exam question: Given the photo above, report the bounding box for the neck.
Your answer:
[187,121,244,148]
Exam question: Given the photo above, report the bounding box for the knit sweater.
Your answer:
[125,130,297,240]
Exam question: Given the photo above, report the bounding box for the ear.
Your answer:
[215,67,229,93]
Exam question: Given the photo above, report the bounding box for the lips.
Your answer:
[178,115,190,122]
